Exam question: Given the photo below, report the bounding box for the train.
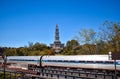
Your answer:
[5,55,120,70]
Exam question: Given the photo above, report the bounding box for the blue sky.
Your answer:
[0,0,120,47]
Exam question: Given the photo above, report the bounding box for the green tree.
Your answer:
[32,42,47,51]
[62,39,79,55]
[3,47,17,56]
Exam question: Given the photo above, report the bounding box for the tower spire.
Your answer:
[55,24,60,41]
[50,24,64,53]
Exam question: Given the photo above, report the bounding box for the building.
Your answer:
[50,24,64,53]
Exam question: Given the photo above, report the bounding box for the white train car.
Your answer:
[42,55,120,70]
[7,56,41,69]
[6,55,120,70]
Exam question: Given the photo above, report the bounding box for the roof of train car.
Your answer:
[7,55,110,61]
[43,55,109,61]
[7,56,41,60]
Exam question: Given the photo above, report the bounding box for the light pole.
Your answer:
[108,52,112,60]
[2,55,6,79]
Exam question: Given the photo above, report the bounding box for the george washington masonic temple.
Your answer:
[50,24,64,53]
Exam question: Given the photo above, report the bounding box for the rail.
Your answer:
[34,66,114,79]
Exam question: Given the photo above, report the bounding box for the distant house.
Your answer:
[50,24,64,53]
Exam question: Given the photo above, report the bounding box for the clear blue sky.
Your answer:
[0,0,120,47]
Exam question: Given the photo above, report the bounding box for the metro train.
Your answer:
[6,55,120,70]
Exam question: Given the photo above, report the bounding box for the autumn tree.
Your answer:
[75,28,96,44]
[74,28,97,54]
[98,21,120,53]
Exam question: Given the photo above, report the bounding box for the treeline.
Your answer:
[65,21,120,55]
[0,42,54,56]
[0,21,120,56]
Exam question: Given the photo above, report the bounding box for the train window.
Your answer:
[55,60,58,62]
[48,60,52,62]
[29,60,32,61]
[96,61,103,64]
[103,61,105,64]
[117,62,120,65]
[25,60,27,61]
[47,60,50,62]
[53,60,56,62]
[87,61,94,63]
[75,61,79,63]
[79,61,85,63]
[50,60,52,62]
[49,60,56,62]
[31,60,34,61]
[11,59,17,61]
[104,61,114,64]
[58,60,62,62]
[20,59,22,61]
[63,60,68,62]
[18,59,21,61]
[69,60,75,63]
[49,60,52,62]
[34,60,38,62]
[43,60,48,62]
[61,60,65,63]
[29,60,31,61]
